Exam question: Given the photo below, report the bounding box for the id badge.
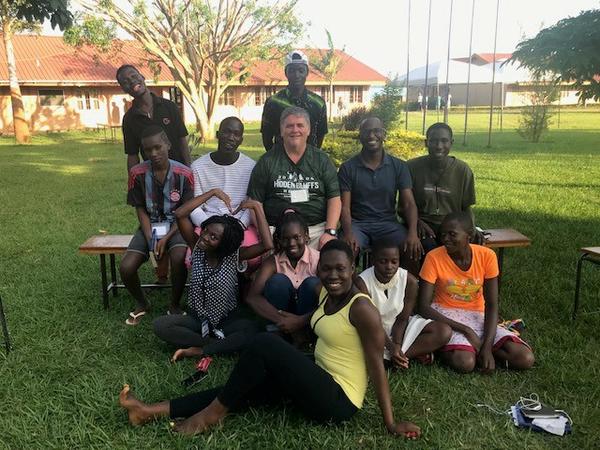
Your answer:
[201,319,210,338]
[290,189,309,203]
[151,221,170,239]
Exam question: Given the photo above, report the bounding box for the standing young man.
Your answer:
[249,106,340,249]
[260,50,328,151]
[338,117,422,260]
[121,125,193,325]
[117,65,191,171]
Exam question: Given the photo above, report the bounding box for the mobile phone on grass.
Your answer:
[182,370,208,388]
[181,356,213,388]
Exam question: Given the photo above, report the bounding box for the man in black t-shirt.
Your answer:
[116,64,191,171]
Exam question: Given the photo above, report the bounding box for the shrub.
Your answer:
[517,79,560,142]
[322,128,425,167]
[406,101,421,111]
[341,106,369,131]
[370,83,405,127]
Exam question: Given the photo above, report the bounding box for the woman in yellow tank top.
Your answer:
[118,240,421,439]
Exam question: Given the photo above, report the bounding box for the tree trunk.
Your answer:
[328,81,333,122]
[188,99,209,141]
[2,21,31,144]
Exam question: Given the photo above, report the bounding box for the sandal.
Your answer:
[125,310,147,326]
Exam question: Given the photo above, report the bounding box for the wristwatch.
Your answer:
[324,228,337,237]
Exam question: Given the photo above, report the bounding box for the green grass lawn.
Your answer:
[0,110,599,449]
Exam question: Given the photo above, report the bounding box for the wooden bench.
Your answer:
[573,247,600,320]
[79,234,179,309]
[81,229,531,308]
[483,228,531,275]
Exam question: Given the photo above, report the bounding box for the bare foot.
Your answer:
[173,399,228,435]
[171,346,203,363]
[119,385,153,426]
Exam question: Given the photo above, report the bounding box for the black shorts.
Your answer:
[126,228,187,260]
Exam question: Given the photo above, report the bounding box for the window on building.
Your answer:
[349,86,363,103]
[320,86,336,103]
[39,89,65,107]
[254,87,278,106]
[219,88,235,106]
[76,90,100,110]
[168,87,184,118]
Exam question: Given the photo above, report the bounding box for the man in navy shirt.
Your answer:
[338,117,422,261]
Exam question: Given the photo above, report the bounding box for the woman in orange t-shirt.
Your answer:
[417,212,534,373]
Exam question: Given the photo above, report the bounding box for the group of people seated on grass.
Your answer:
[114,52,534,439]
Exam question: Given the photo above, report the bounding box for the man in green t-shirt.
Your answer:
[408,122,483,252]
[248,106,341,249]
[260,50,328,151]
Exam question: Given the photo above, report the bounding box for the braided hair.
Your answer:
[319,239,354,263]
[200,215,245,259]
[273,208,309,254]
[371,237,401,258]
[441,211,474,237]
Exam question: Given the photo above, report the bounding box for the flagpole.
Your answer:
[422,0,432,135]
[463,0,475,146]
[487,0,500,148]
[443,0,454,124]
[404,0,411,130]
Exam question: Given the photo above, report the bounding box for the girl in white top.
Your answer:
[356,238,452,369]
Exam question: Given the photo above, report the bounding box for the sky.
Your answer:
[294,0,600,77]
[42,0,600,77]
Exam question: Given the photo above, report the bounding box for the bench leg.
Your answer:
[0,295,11,354]
[573,254,587,321]
[497,248,505,295]
[110,254,118,297]
[100,254,109,310]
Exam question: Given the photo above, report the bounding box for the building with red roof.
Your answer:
[0,34,386,134]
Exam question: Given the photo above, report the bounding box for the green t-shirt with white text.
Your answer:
[248,144,340,226]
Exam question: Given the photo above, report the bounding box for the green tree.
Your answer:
[311,29,345,122]
[369,80,404,128]
[517,77,560,143]
[0,0,72,143]
[509,9,600,103]
[73,0,303,139]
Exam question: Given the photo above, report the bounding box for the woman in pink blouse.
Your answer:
[246,209,320,341]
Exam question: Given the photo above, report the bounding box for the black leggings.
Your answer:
[170,333,358,423]
[153,309,260,356]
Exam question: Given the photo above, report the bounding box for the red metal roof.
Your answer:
[452,52,513,65]
[476,52,513,63]
[246,49,388,85]
[0,34,387,86]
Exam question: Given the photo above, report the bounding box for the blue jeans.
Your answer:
[344,219,408,249]
[263,273,320,315]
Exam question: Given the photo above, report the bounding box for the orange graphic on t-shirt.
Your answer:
[445,279,481,302]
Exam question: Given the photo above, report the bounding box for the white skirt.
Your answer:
[384,314,432,360]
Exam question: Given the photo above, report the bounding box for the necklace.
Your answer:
[373,269,399,292]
